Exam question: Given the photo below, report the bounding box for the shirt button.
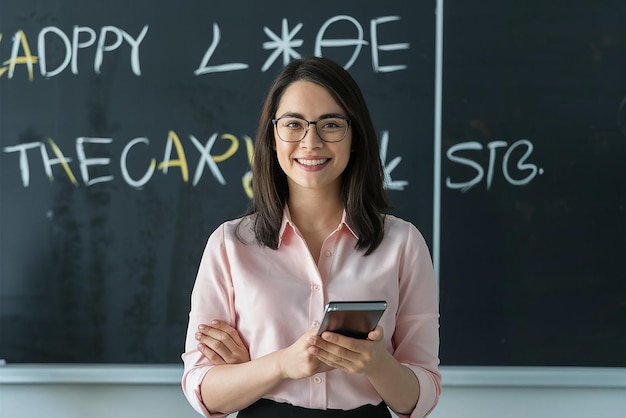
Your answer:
[312,284,321,291]
[324,250,332,257]
[313,376,322,384]
[312,320,320,329]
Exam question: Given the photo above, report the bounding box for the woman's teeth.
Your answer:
[297,159,327,166]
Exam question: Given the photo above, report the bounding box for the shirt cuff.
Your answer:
[182,363,229,418]
[396,365,441,418]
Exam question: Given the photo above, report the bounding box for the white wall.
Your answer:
[1,366,624,418]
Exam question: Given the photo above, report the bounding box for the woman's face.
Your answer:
[273,80,352,195]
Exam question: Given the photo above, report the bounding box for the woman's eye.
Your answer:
[285,120,304,129]
[321,119,343,129]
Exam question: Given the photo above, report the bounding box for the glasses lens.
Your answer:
[276,117,307,142]
[316,118,348,142]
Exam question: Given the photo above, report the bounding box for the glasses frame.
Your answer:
[271,116,352,143]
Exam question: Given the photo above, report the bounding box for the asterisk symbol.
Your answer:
[261,19,304,72]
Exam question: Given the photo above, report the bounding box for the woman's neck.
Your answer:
[287,189,343,264]
[287,187,344,235]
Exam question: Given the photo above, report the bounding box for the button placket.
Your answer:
[309,373,327,409]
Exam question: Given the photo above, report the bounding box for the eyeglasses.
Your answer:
[271,116,351,143]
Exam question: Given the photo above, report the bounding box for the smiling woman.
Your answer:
[181,57,441,418]
[272,80,353,195]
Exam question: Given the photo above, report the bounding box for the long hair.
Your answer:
[241,57,390,255]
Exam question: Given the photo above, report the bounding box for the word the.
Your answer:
[446,139,543,192]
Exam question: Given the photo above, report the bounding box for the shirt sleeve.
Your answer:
[392,223,442,418]
[181,224,235,418]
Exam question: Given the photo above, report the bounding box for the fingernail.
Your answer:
[211,320,219,325]
[306,337,315,344]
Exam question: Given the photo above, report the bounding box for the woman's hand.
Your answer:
[277,330,334,379]
[309,326,421,415]
[195,320,250,365]
[307,325,389,375]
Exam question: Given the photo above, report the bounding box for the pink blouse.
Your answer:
[182,209,441,417]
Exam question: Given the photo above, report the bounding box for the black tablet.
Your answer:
[317,301,388,339]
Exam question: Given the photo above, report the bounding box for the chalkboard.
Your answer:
[0,1,435,363]
[440,0,626,366]
[1,0,624,368]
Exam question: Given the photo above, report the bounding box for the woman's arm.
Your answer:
[198,330,331,415]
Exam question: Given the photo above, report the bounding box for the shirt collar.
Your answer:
[278,205,359,248]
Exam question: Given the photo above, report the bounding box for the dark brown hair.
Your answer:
[241,57,390,255]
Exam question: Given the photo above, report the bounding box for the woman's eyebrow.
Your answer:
[318,113,347,119]
[276,112,347,119]
[276,112,305,119]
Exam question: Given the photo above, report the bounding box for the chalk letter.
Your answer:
[76,137,113,186]
[503,139,539,186]
[71,26,97,74]
[190,133,222,185]
[242,135,254,198]
[159,131,189,182]
[370,16,409,73]
[195,23,248,75]
[4,30,39,80]
[2,142,41,187]
[121,25,148,76]
[45,139,79,185]
[379,130,408,190]
[446,141,484,193]
[38,27,71,78]
[315,16,368,70]
[94,26,123,74]
[120,137,156,188]
[486,140,508,190]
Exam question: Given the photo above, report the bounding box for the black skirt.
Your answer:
[237,398,392,418]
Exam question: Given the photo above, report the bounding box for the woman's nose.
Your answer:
[300,124,323,147]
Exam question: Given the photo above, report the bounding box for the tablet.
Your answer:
[317,301,387,339]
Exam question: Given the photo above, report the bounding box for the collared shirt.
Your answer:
[181,208,441,418]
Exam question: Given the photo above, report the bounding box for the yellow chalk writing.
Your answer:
[1,30,39,80]
[242,135,254,198]
[47,138,79,186]
[212,133,239,162]
[158,130,189,182]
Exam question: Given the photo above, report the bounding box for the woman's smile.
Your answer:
[295,157,330,169]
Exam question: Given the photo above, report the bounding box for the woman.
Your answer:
[182,57,441,417]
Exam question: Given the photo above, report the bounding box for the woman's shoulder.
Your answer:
[383,213,418,232]
[383,214,428,244]
[209,214,256,243]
